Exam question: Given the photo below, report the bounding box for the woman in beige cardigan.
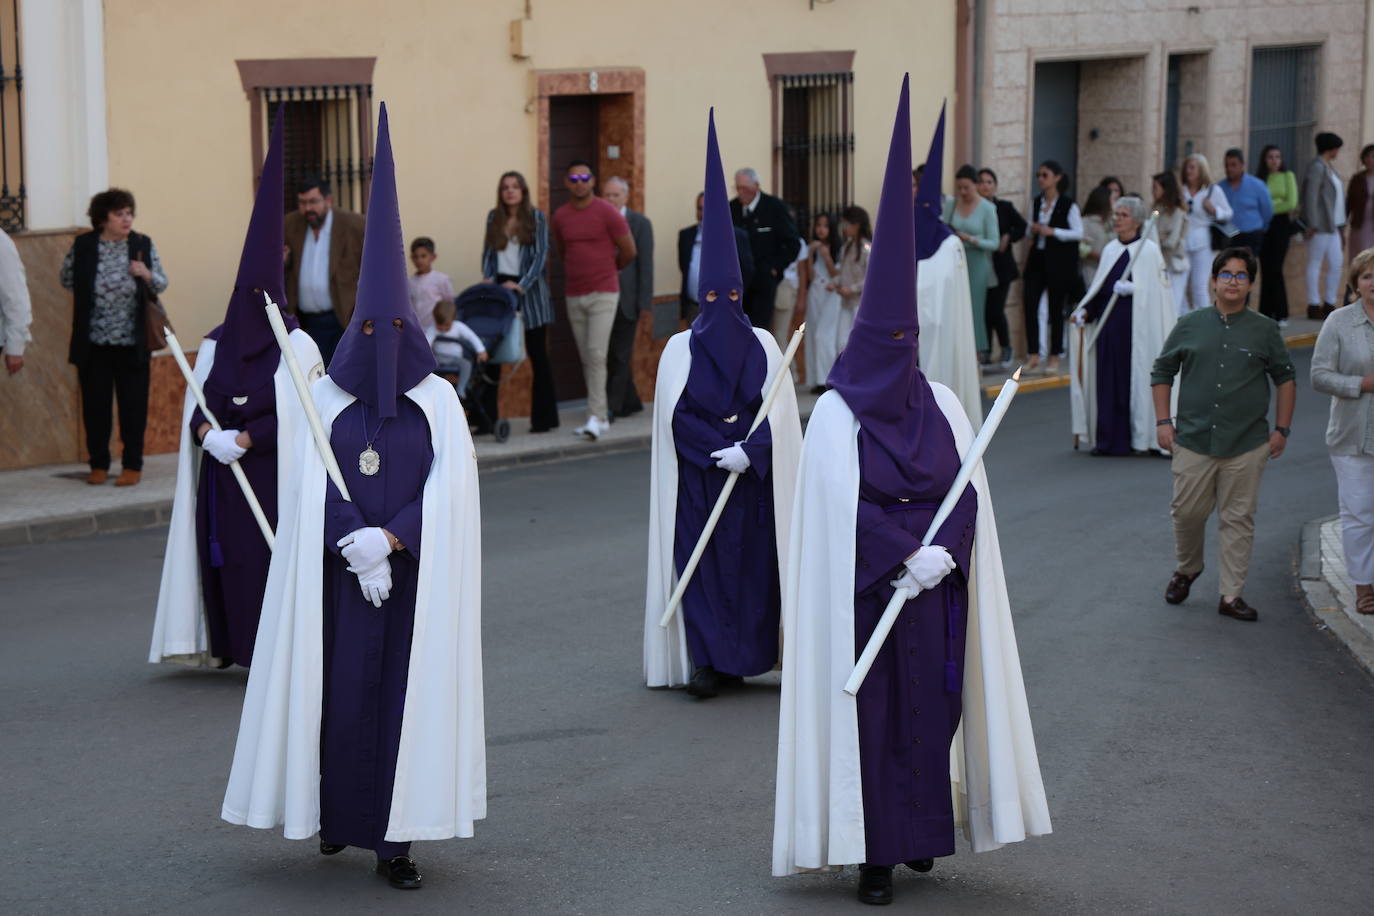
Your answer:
[1311,246,1374,614]
[835,204,871,353]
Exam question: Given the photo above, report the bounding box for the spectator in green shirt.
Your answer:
[1151,247,1296,622]
[1256,145,1299,325]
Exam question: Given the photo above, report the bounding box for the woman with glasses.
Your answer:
[1022,160,1082,373]
[1179,154,1233,315]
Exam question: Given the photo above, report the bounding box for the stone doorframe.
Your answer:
[532,69,646,213]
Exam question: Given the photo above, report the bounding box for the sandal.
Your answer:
[1355,584,1374,616]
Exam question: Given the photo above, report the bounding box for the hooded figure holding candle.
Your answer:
[642,110,802,699]
[222,104,485,891]
[772,77,1050,905]
[150,110,322,669]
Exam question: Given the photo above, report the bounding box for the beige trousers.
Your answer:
[566,291,619,421]
[1170,441,1269,597]
[771,281,798,351]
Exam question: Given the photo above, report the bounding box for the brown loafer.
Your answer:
[1355,585,1374,616]
[114,469,142,487]
[1218,596,1258,622]
[86,469,109,485]
[1165,568,1202,605]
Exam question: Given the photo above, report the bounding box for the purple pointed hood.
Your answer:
[205,107,296,395]
[327,103,435,417]
[684,109,767,418]
[827,76,958,496]
[914,101,952,262]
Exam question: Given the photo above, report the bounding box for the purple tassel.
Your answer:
[945,660,960,694]
[209,538,225,568]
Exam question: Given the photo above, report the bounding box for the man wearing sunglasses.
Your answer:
[1151,247,1296,622]
[551,160,637,440]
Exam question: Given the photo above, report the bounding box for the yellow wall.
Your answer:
[102,0,955,341]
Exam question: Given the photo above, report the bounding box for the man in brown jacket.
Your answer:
[284,175,365,362]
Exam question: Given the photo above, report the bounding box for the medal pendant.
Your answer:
[232,396,249,406]
[359,447,381,476]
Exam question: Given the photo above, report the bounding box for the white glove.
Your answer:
[902,545,956,590]
[889,569,923,594]
[1070,308,1087,327]
[202,428,246,465]
[1112,279,1135,296]
[710,443,751,475]
[337,526,392,573]
[355,558,392,608]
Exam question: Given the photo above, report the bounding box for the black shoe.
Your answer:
[717,672,744,688]
[1307,304,1322,320]
[856,864,893,905]
[376,855,422,889]
[685,665,719,699]
[906,858,934,873]
[319,840,346,856]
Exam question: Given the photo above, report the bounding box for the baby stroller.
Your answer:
[448,282,520,442]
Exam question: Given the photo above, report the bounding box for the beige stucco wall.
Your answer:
[99,0,955,342]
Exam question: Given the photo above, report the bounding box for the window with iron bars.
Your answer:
[259,84,374,213]
[0,0,24,234]
[775,72,854,237]
[1248,45,1320,177]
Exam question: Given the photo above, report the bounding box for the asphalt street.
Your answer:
[3,348,1372,915]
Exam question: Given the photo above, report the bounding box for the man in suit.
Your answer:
[1301,131,1346,320]
[678,192,754,326]
[731,167,801,328]
[284,175,365,363]
[602,177,654,418]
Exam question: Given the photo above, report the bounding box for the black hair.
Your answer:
[809,210,843,265]
[297,175,331,198]
[1098,175,1123,193]
[1038,160,1070,195]
[566,159,595,175]
[954,164,978,183]
[1316,132,1344,154]
[977,167,999,185]
[410,236,435,254]
[1211,247,1258,279]
[1152,170,1183,212]
[1255,145,1284,180]
[1362,143,1374,162]
[1082,185,1114,220]
[1224,147,1244,163]
[914,163,925,180]
[840,205,872,243]
[87,188,136,230]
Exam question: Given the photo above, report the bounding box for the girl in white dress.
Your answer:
[803,211,843,393]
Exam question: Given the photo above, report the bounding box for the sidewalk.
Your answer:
[1298,516,1374,678]
[0,388,820,547]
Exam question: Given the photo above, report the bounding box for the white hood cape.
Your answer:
[222,373,486,842]
[918,235,983,425]
[772,382,1051,875]
[644,327,803,687]
[149,329,322,665]
[1069,237,1176,453]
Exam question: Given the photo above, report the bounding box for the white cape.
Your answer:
[918,235,983,425]
[222,374,486,842]
[644,327,803,687]
[149,329,322,664]
[1069,237,1176,453]
[772,383,1051,875]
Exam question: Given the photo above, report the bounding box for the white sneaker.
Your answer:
[588,416,609,440]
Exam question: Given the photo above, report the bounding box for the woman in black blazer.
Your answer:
[1020,160,1083,373]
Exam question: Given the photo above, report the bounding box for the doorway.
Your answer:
[1032,61,1079,201]
[546,94,601,401]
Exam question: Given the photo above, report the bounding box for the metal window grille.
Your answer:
[0,0,24,233]
[260,84,374,212]
[1248,45,1320,174]
[776,72,853,235]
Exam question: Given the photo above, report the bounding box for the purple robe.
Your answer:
[853,430,977,866]
[1083,245,1134,455]
[190,381,280,668]
[319,398,433,860]
[672,372,778,677]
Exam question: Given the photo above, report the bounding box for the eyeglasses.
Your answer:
[567,174,593,183]
[1217,272,1250,283]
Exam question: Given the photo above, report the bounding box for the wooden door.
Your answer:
[546,95,600,401]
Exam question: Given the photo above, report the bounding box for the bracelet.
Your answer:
[1156,418,1174,427]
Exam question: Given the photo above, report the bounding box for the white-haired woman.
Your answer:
[1179,154,1233,315]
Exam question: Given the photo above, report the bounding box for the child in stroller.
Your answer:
[444,283,521,442]
[429,298,488,412]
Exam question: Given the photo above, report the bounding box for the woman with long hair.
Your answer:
[1152,170,1188,313]
[1179,153,1233,314]
[1022,159,1082,372]
[481,170,558,432]
[1256,144,1299,325]
[802,210,843,392]
[836,205,872,352]
[1079,184,1116,290]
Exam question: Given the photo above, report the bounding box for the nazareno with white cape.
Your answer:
[643,109,802,699]
[221,103,485,892]
[772,76,1051,906]
[150,109,322,670]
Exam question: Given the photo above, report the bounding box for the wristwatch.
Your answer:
[1156,418,1174,427]
[1275,426,1291,438]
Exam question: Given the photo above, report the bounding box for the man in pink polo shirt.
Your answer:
[551,159,637,439]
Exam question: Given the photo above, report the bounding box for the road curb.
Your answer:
[1297,515,1374,680]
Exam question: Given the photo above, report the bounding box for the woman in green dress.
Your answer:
[942,164,1000,357]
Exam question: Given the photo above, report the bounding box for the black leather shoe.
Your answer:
[376,855,422,889]
[1165,568,1202,605]
[906,858,934,873]
[1218,596,1259,622]
[319,840,346,856]
[1307,304,1322,320]
[857,864,893,905]
[686,665,719,699]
